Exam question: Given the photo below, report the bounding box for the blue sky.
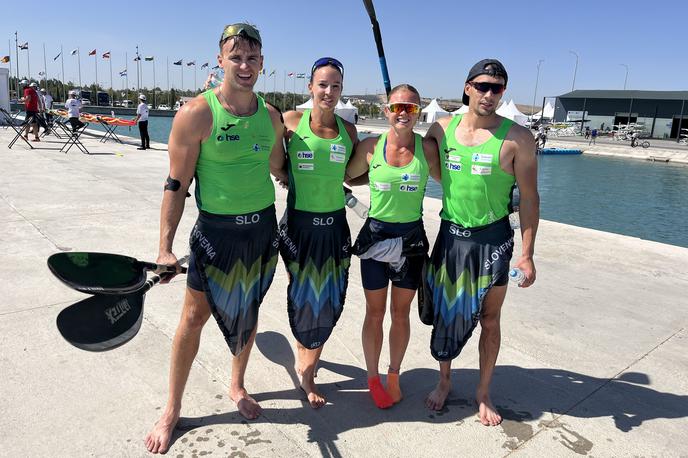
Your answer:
[2,0,687,107]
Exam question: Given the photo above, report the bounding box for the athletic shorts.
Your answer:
[424,217,514,361]
[187,205,278,356]
[359,218,425,291]
[25,110,38,124]
[278,208,351,349]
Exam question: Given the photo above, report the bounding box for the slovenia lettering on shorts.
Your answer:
[191,226,217,260]
[278,223,298,256]
[483,237,514,270]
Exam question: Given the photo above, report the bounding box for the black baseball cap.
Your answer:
[462,59,508,105]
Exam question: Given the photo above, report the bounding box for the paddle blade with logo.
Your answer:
[56,291,145,351]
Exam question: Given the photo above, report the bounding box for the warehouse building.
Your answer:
[553,90,688,139]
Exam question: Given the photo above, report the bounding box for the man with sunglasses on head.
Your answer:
[423,59,539,426]
[145,23,285,454]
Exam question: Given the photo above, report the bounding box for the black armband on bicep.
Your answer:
[164,175,181,192]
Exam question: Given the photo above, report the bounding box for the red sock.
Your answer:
[368,376,394,409]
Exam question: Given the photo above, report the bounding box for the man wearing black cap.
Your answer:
[423,59,540,426]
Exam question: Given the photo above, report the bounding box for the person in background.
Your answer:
[21,81,40,141]
[589,127,598,145]
[133,94,150,150]
[64,90,85,132]
[41,88,54,125]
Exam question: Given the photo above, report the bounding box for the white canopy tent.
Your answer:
[496,99,529,126]
[296,98,358,123]
[532,101,554,120]
[421,98,450,123]
[453,104,469,115]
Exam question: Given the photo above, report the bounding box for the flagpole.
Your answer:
[27,47,31,81]
[14,32,19,98]
[152,58,156,108]
[60,45,65,102]
[293,73,296,110]
[135,45,140,93]
[77,47,82,89]
[194,64,197,94]
[94,50,98,106]
[109,53,113,105]
[125,52,129,102]
[166,56,170,106]
[7,39,11,92]
[42,43,48,89]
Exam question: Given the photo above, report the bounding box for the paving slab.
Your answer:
[1,127,687,457]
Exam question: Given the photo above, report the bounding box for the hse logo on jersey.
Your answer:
[216,122,240,142]
[445,162,462,172]
[330,144,347,154]
[399,184,419,192]
[297,151,314,160]
[216,133,241,142]
[472,153,492,163]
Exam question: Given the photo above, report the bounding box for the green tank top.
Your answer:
[368,132,429,223]
[286,109,353,212]
[440,114,516,228]
[195,90,275,215]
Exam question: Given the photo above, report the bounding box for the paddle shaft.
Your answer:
[362,0,391,97]
[140,254,189,275]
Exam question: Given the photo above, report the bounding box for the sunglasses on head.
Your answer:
[311,57,344,77]
[387,102,421,115]
[221,23,262,45]
[468,81,505,95]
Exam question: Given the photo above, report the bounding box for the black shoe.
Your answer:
[137,147,146,150]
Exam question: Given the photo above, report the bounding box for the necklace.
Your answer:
[218,90,256,117]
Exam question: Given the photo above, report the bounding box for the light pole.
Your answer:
[569,50,578,91]
[532,59,544,119]
[619,64,629,90]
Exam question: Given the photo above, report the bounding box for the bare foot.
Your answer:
[425,378,451,411]
[144,411,179,454]
[476,390,502,426]
[230,387,262,420]
[300,375,326,409]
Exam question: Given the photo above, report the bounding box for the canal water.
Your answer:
[103,116,688,248]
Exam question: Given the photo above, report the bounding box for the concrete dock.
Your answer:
[1,125,687,457]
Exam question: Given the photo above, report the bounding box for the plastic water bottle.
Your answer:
[345,193,369,219]
[207,69,225,89]
[509,268,526,286]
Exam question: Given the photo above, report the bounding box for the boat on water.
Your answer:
[539,148,582,155]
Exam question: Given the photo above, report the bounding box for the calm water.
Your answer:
[105,116,688,248]
[86,115,174,144]
[427,155,688,248]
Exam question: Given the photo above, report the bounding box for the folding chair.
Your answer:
[6,111,35,150]
[97,118,123,144]
[60,122,91,154]
[0,107,22,129]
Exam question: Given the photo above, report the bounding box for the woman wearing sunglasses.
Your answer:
[280,57,358,408]
[346,84,440,408]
